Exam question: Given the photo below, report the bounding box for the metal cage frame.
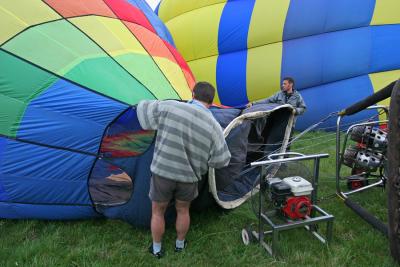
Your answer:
[241,152,334,257]
[335,105,389,199]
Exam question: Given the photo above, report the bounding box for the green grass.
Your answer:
[1,131,398,266]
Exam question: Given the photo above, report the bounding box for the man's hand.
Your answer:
[246,102,253,108]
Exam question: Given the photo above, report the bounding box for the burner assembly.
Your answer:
[341,124,388,190]
[335,105,390,237]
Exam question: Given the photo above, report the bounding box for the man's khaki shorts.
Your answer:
[149,174,198,202]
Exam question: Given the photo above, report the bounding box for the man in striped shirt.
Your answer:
[137,82,231,258]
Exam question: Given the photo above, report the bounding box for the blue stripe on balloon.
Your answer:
[216,50,249,106]
[281,25,400,91]
[295,75,376,131]
[282,27,370,89]
[154,2,160,15]
[216,0,256,106]
[127,0,176,46]
[371,25,400,73]
[0,137,95,205]
[0,138,9,202]
[283,0,376,40]
[0,202,99,220]
[218,0,256,54]
[18,79,127,154]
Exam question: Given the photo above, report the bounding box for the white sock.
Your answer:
[153,242,162,253]
[176,239,185,249]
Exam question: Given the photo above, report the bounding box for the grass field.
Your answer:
[1,131,398,266]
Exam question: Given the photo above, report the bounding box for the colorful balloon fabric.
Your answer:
[0,0,194,225]
[157,0,400,129]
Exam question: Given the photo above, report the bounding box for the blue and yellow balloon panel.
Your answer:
[157,0,400,129]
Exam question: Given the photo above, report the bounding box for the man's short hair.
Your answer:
[283,77,295,86]
[193,82,215,104]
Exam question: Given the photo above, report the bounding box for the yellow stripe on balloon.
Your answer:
[164,2,226,62]
[247,0,290,48]
[70,16,146,55]
[158,0,226,24]
[188,56,221,104]
[0,0,60,45]
[369,69,400,120]
[71,16,190,100]
[246,43,283,102]
[154,57,192,100]
[371,0,400,25]
[246,0,289,102]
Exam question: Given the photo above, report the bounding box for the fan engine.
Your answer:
[266,176,313,220]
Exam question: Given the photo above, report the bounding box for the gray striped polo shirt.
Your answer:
[137,100,231,183]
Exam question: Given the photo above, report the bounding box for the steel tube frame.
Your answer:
[335,105,388,199]
[249,153,334,257]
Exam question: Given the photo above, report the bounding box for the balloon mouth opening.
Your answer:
[193,104,295,210]
[89,107,155,212]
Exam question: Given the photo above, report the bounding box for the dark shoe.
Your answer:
[175,240,188,252]
[148,244,164,259]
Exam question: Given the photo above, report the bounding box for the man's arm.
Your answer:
[137,100,160,130]
[251,92,279,106]
[208,127,231,169]
[295,94,307,115]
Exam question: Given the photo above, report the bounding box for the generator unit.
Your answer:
[267,176,313,220]
[242,153,334,257]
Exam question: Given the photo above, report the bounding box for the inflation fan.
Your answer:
[241,152,334,257]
